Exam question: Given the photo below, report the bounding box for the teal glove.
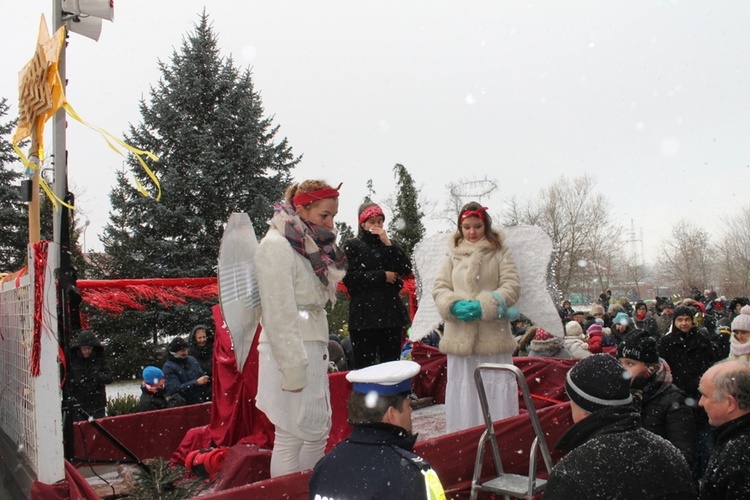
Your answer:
[450,300,482,321]
[491,292,520,321]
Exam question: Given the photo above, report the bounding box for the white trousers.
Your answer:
[445,352,519,434]
[270,425,327,478]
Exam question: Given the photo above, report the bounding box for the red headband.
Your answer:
[358,205,385,225]
[292,182,342,207]
[460,206,488,222]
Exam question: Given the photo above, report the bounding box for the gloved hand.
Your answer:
[450,300,482,321]
[491,291,520,321]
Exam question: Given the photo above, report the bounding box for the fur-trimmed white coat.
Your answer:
[433,235,521,356]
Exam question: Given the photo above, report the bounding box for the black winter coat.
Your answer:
[544,406,696,500]
[699,412,750,500]
[634,373,698,470]
[308,423,440,499]
[69,331,113,419]
[633,313,660,339]
[343,233,412,331]
[658,327,719,402]
[135,386,185,413]
[163,352,209,405]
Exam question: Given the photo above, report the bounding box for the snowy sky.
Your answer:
[3,1,750,264]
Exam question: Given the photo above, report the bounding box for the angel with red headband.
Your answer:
[432,201,522,433]
[254,179,347,478]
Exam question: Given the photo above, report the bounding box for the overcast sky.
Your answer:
[3,1,750,264]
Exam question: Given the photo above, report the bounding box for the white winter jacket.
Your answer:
[255,228,333,391]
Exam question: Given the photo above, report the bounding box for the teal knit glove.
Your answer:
[491,292,520,321]
[450,300,482,321]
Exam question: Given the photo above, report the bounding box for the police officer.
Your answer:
[308,360,445,500]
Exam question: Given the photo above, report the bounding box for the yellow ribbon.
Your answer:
[63,102,161,201]
[12,143,73,211]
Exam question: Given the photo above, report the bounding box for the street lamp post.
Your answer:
[82,218,90,254]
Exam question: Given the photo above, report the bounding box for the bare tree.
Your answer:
[714,205,750,297]
[623,253,650,300]
[658,220,714,296]
[499,175,620,299]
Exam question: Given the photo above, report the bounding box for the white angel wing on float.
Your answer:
[409,233,452,341]
[409,226,563,341]
[218,212,262,372]
[503,225,563,338]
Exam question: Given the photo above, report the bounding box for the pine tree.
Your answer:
[0,97,28,273]
[388,163,425,260]
[100,11,299,279]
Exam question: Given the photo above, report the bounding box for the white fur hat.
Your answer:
[565,320,583,338]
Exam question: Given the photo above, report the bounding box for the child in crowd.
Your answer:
[617,330,697,471]
[136,366,185,413]
[562,320,591,359]
[586,321,604,354]
[728,305,750,362]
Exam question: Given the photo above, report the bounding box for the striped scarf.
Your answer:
[270,202,347,286]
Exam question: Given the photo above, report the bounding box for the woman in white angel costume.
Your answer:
[433,201,521,433]
[254,180,346,477]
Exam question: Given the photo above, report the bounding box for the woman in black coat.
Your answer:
[342,203,412,368]
[69,330,113,420]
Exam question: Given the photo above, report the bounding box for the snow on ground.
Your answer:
[412,403,446,442]
[107,379,142,400]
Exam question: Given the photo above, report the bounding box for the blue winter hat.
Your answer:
[614,312,630,325]
[142,366,164,384]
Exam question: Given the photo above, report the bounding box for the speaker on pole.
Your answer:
[61,0,113,41]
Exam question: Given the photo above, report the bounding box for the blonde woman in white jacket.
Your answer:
[255,180,347,477]
[433,202,521,433]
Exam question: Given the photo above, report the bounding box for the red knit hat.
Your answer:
[535,328,554,341]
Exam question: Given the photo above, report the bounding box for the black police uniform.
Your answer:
[309,422,440,500]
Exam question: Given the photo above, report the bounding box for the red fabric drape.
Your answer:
[73,403,211,464]
[30,460,102,500]
[208,304,273,449]
[199,402,573,499]
[410,343,448,403]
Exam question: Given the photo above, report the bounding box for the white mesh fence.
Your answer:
[0,244,64,484]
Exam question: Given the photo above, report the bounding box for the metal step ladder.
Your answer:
[469,363,554,500]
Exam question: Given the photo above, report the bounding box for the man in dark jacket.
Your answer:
[544,354,695,499]
[616,329,697,470]
[698,360,750,500]
[69,330,113,420]
[163,336,210,404]
[188,324,213,378]
[658,305,722,481]
[309,360,444,499]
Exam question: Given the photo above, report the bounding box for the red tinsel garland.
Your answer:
[78,278,218,315]
[31,241,49,377]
